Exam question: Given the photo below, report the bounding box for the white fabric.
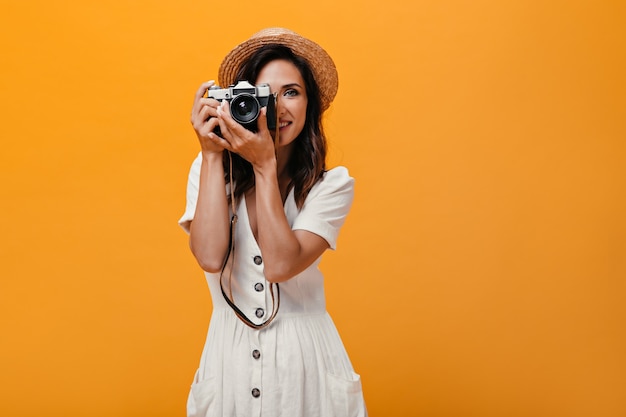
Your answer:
[179,153,367,417]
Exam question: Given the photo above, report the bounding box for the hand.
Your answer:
[190,81,225,155]
[211,100,276,169]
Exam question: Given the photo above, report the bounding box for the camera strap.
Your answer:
[219,113,281,329]
[218,209,280,330]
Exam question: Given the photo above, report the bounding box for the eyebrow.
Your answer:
[281,83,303,89]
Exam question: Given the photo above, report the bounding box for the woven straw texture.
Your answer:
[218,28,338,110]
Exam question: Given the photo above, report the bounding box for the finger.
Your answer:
[199,102,220,120]
[192,98,222,127]
[207,131,232,151]
[192,105,213,128]
[199,97,221,108]
[191,80,216,114]
[216,99,232,121]
[203,117,221,134]
[215,100,236,138]
[194,80,215,102]
[217,100,251,137]
[257,107,270,136]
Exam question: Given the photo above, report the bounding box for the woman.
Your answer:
[180,27,366,417]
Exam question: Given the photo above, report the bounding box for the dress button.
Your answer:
[251,388,261,398]
[255,308,265,318]
[253,255,263,265]
[254,282,264,292]
[252,349,261,360]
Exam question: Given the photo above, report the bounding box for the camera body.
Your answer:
[208,81,277,133]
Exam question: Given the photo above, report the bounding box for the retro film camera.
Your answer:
[208,81,277,133]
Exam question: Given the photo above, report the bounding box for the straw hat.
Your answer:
[218,27,339,111]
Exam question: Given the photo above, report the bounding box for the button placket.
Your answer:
[251,254,266,325]
[249,330,263,410]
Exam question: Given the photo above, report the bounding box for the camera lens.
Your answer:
[230,94,260,124]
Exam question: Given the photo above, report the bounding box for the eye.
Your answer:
[283,89,298,97]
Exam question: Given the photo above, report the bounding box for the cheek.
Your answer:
[297,100,308,121]
[296,105,307,127]
[284,100,307,121]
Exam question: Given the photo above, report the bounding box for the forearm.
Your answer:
[189,152,230,272]
[253,164,326,282]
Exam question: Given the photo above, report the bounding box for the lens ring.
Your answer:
[230,94,260,124]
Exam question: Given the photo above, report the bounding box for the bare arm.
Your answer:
[189,153,230,272]
[188,81,231,272]
[253,163,330,282]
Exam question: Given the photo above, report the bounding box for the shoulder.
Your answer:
[304,166,354,205]
[292,166,355,249]
[323,166,353,183]
[316,166,354,192]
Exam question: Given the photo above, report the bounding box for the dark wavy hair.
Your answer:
[224,44,327,209]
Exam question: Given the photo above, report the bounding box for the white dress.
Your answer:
[179,153,367,417]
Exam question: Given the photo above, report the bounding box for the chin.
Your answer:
[276,137,297,150]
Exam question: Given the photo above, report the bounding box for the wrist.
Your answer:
[253,158,277,179]
[202,150,223,163]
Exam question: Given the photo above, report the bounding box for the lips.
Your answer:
[279,121,291,129]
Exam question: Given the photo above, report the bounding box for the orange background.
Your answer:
[1,1,625,416]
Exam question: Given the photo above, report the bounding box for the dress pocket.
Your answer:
[325,371,367,417]
[187,369,219,417]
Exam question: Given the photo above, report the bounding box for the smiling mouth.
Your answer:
[279,121,291,128]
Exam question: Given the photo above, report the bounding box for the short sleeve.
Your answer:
[178,152,203,234]
[292,166,355,250]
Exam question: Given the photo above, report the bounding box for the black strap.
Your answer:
[219,213,280,330]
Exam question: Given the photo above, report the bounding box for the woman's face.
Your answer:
[256,59,308,149]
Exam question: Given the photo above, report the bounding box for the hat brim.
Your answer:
[218,28,338,111]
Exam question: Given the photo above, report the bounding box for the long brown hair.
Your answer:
[224,44,327,209]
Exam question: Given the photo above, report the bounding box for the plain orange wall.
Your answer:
[1,1,625,416]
